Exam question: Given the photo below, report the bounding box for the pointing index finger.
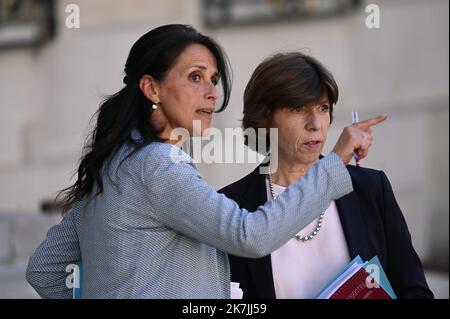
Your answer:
[355,114,388,129]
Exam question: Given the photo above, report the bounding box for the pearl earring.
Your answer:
[152,104,158,110]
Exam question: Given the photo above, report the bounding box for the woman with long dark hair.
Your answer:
[26,24,386,298]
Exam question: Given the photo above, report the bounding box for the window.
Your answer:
[0,0,56,49]
[203,0,361,28]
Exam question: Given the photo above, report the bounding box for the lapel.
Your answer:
[240,165,268,212]
[240,164,277,298]
[334,171,369,261]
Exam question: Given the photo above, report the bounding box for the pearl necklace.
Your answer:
[267,167,324,242]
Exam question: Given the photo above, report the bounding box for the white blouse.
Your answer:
[266,179,351,299]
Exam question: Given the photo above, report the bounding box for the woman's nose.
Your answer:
[206,82,219,101]
[306,113,321,130]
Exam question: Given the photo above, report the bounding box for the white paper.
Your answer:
[230,282,243,299]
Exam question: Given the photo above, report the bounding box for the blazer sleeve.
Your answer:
[379,171,434,299]
[26,208,81,299]
[143,145,353,258]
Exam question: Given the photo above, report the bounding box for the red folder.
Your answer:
[330,267,392,299]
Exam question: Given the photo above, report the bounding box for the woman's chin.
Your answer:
[200,124,212,136]
[200,127,212,137]
[190,118,212,136]
[291,153,321,166]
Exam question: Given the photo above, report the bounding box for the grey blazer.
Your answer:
[26,141,352,298]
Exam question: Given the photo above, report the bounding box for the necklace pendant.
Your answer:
[267,168,325,243]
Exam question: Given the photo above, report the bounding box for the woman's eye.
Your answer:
[320,105,330,112]
[190,73,201,82]
[211,77,219,86]
[292,107,303,113]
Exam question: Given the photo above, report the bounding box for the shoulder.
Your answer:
[346,165,391,197]
[347,164,383,182]
[128,142,194,170]
[116,142,197,186]
[137,142,191,162]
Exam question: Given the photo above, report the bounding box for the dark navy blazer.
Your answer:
[219,162,434,299]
